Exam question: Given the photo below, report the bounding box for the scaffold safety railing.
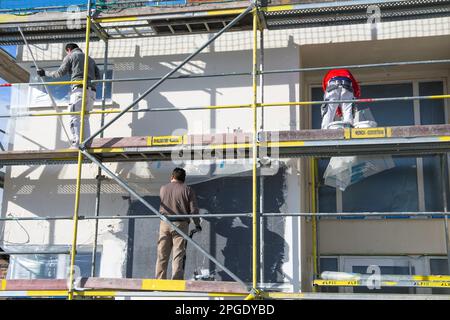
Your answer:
[0,0,449,300]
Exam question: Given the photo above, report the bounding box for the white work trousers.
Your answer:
[321,86,355,129]
[69,87,96,145]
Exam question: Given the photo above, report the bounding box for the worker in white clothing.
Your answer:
[321,68,361,129]
[37,43,100,147]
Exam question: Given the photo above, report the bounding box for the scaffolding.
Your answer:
[0,0,449,299]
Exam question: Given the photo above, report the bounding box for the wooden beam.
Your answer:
[261,124,450,142]
[81,278,247,293]
[2,124,450,164]
[1,278,247,294]
[0,49,29,83]
[4,279,67,291]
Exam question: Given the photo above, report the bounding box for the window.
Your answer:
[29,64,113,106]
[312,80,447,217]
[350,265,413,294]
[429,258,450,294]
[341,256,422,294]
[319,257,339,293]
[319,256,450,294]
[7,249,101,279]
[420,82,449,213]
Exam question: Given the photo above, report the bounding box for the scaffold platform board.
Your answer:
[0,278,248,296]
[1,124,450,165]
[0,277,449,298]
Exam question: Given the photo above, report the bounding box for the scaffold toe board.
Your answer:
[259,124,450,157]
[314,279,450,289]
[0,278,248,294]
[2,124,450,165]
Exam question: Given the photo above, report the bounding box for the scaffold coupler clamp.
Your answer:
[246,287,263,300]
[78,143,87,151]
[256,130,262,143]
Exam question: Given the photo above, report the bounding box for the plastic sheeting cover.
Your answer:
[323,109,395,191]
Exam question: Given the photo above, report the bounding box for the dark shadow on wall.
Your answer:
[127,165,288,284]
[192,167,288,283]
[0,165,104,248]
[212,216,286,283]
[2,42,297,275]
[129,46,188,137]
[109,44,300,138]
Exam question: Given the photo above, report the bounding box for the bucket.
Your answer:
[353,120,377,128]
[327,121,353,129]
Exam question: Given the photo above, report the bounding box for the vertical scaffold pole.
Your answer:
[251,8,259,292]
[91,39,109,277]
[68,0,92,300]
[311,157,319,292]
[259,20,265,286]
[441,154,450,274]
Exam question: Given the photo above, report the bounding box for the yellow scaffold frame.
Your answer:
[1,0,450,300]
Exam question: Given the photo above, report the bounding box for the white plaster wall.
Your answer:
[295,32,450,284]
[297,35,450,259]
[4,15,450,281]
[20,16,450,61]
[279,159,302,291]
[3,29,301,279]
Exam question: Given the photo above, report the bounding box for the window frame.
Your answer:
[309,77,449,219]
[319,255,428,294]
[7,245,102,279]
[27,63,114,110]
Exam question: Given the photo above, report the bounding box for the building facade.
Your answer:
[0,0,449,295]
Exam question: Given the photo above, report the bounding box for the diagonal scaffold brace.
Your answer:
[81,149,248,289]
[70,3,257,295]
[80,3,255,149]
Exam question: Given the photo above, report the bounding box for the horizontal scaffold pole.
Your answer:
[0,81,84,87]
[1,58,448,88]
[260,59,450,76]
[2,59,446,88]
[261,94,450,107]
[87,59,450,84]
[0,251,69,255]
[0,213,250,221]
[1,94,449,119]
[1,212,449,222]
[320,271,450,282]
[262,212,450,217]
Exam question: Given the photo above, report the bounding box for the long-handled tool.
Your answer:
[18,27,72,145]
